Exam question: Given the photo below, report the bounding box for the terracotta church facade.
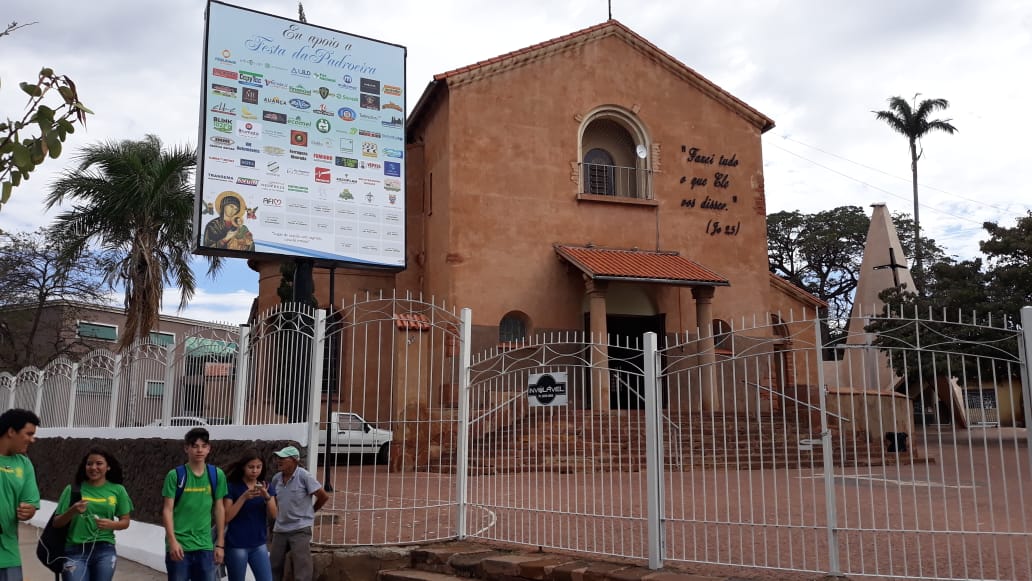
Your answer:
[250,19,825,411]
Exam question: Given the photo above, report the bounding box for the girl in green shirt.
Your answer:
[53,448,133,581]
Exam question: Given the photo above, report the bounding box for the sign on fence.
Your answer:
[528,372,567,407]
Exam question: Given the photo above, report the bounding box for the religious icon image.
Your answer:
[203,191,255,251]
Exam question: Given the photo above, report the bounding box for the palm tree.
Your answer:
[873,95,957,288]
[45,135,220,350]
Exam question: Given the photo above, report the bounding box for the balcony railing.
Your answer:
[578,162,654,200]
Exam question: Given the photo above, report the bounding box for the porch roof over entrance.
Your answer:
[554,244,730,286]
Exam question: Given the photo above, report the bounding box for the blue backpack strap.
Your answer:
[174,464,187,505]
[207,464,219,500]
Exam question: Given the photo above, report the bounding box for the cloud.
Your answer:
[159,288,254,326]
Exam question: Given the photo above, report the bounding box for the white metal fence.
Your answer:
[5,298,1031,580]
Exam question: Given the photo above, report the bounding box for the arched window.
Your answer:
[499,312,529,343]
[583,148,615,195]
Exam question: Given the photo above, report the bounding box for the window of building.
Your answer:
[78,322,117,342]
[145,380,165,398]
[712,319,733,352]
[499,312,529,344]
[76,376,113,395]
[578,109,652,200]
[150,332,175,346]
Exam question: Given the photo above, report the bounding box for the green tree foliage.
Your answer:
[980,212,1032,319]
[0,227,115,371]
[767,205,945,335]
[873,95,957,285]
[0,22,91,209]
[44,135,220,350]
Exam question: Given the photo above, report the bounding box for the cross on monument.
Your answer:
[873,247,908,290]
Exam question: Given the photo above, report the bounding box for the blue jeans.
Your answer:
[63,543,117,581]
[165,549,216,581]
[0,566,22,581]
[225,545,272,581]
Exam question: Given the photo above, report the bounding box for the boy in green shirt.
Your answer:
[161,427,227,581]
[0,408,41,581]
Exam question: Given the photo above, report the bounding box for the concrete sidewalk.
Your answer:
[17,523,164,580]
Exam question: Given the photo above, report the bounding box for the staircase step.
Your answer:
[380,570,468,581]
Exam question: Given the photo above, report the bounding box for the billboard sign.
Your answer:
[528,373,568,408]
[195,1,406,269]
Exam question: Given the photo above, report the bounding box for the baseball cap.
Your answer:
[274,445,300,459]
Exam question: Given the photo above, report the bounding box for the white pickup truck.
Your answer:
[318,411,393,464]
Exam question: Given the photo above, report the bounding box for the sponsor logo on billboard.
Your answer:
[361,142,378,158]
[289,98,311,110]
[382,116,403,129]
[359,113,379,121]
[213,68,238,80]
[211,83,237,97]
[339,139,354,153]
[237,121,261,138]
[313,153,333,162]
[209,136,235,149]
[291,67,311,78]
[335,157,359,168]
[360,94,380,110]
[337,107,356,122]
[261,181,285,192]
[382,101,403,112]
[264,128,287,139]
[240,106,258,119]
[288,184,309,193]
[287,115,312,128]
[207,172,234,183]
[361,161,382,170]
[359,177,381,185]
[315,167,331,183]
[384,178,401,192]
[210,102,237,116]
[239,158,256,168]
[262,197,283,206]
[264,79,288,89]
[384,148,403,159]
[358,129,381,138]
[266,161,280,174]
[290,130,309,147]
[236,142,260,153]
[289,84,311,96]
[360,78,380,94]
[213,116,233,133]
[383,84,402,96]
[264,96,286,105]
[384,161,401,177]
[215,49,235,66]
[315,72,336,83]
[313,103,334,116]
[207,155,234,165]
[289,151,307,161]
[238,71,263,87]
[236,177,259,187]
[315,119,331,133]
[263,146,286,157]
[242,88,259,104]
[262,110,287,124]
[286,167,311,177]
[335,173,358,184]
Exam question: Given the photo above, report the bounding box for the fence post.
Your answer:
[643,331,664,570]
[31,372,44,417]
[231,325,251,425]
[161,345,177,426]
[305,310,327,473]
[455,307,473,540]
[108,354,123,428]
[814,318,841,576]
[66,363,78,427]
[1019,307,1032,480]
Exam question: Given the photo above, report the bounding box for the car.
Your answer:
[147,416,226,427]
[318,412,393,464]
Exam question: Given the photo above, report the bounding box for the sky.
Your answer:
[2,0,1030,325]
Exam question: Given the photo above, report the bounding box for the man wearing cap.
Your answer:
[268,446,329,581]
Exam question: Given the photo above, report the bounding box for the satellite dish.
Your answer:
[635,144,647,159]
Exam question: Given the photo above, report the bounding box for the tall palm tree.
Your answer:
[873,95,957,288]
[45,135,220,350]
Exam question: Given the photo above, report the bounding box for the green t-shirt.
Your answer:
[55,481,133,545]
[0,454,40,568]
[161,465,227,552]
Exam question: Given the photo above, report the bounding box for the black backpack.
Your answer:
[36,483,81,574]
